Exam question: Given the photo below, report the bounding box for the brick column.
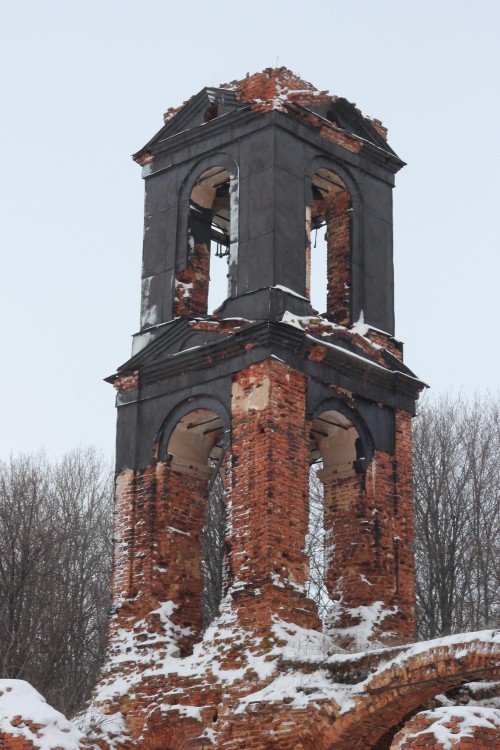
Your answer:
[322,409,415,645]
[174,240,210,316]
[154,462,209,653]
[229,358,320,631]
[111,461,209,655]
[325,190,351,326]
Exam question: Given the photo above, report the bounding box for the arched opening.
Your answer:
[306,408,366,630]
[159,407,229,652]
[307,169,352,325]
[175,166,238,316]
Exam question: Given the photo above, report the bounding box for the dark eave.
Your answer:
[117,317,194,371]
[109,321,425,414]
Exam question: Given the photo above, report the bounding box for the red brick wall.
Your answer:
[229,358,320,631]
[111,462,210,654]
[324,189,351,326]
[174,240,210,316]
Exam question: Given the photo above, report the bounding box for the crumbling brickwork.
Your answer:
[229,359,319,631]
[1,730,46,750]
[324,189,352,326]
[174,247,210,316]
[391,707,500,749]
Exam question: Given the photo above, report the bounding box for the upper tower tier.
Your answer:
[134,67,405,335]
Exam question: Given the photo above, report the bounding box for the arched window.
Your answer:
[307,169,352,325]
[175,166,238,317]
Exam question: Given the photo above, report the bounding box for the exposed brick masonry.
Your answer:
[229,359,320,631]
[323,189,352,326]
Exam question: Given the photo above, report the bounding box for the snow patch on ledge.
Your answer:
[367,629,500,676]
[326,601,399,652]
[0,680,84,750]
[280,310,393,353]
[350,310,398,342]
[271,285,308,299]
[350,310,369,336]
[281,310,343,330]
[234,669,353,715]
[131,331,155,356]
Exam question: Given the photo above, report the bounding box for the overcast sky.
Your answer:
[1,0,499,459]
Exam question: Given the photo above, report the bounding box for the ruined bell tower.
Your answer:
[88,68,471,750]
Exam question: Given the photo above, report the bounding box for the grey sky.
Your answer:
[1,0,499,458]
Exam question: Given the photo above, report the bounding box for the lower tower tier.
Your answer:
[84,313,433,749]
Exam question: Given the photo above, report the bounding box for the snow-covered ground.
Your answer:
[0,680,84,750]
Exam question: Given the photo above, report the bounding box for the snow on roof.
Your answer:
[0,680,84,750]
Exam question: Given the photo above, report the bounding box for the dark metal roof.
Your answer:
[109,320,426,414]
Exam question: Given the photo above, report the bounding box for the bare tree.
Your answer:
[413,393,500,639]
[305,461,333,621]
[201,470,226,629]
[0,447,113,716]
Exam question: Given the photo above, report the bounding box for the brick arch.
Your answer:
[305,154,362,207]
[305,155,367,328]
[305,166,354,325]
[155,395,231,461]
[310,396,374,466]
[307,397,379,638]
[322,636,500,750]
[178,151,239,205]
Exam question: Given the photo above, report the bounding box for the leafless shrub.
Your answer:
[305,461,332,621]
[201,470,226,629]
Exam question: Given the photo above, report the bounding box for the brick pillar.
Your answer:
[154,462,209,653]
[325,190,351,326]
[174,240,210,316]
[112,466,158,613]
[175,198,213,317]
[322,409,415,645]
[229,358,321,631]
[323,472,368,605]
[111,461,209,655]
